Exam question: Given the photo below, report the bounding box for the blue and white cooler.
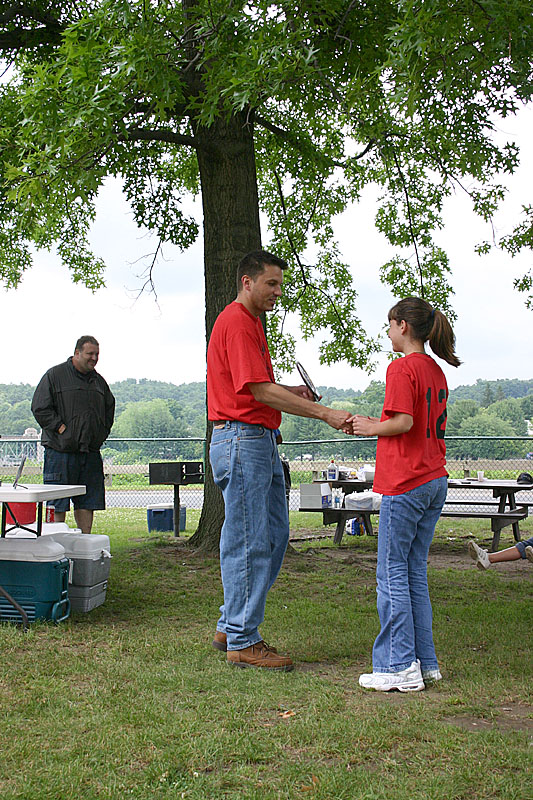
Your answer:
[0,537,70,624]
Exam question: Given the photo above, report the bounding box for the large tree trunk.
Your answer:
[188,110,262,551]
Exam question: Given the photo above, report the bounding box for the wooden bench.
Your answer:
[299,503,528,551]
[441,504,527,551]
[300,507,379,544]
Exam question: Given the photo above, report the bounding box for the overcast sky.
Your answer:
[2,106,532,394]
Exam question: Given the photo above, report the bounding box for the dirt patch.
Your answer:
[289,529,533,578]
[443,704,533,733]
[127,528,533,586]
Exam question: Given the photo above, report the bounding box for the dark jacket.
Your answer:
[32,358,115,453]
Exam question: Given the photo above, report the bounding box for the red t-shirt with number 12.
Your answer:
[373,352,448,496]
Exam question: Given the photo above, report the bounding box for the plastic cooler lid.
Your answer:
[0,537,66,562]
[41,522,78,535]
[147,504,173,511]
[47,532,111,559]
[5,527,38,539]
[5,520,37,534]
[5,522,80,539]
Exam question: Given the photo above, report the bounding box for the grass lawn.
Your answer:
[0,510,531,800]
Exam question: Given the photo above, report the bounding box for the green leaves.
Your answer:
[0,0,532,371]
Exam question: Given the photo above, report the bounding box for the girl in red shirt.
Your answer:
[351,297,460,691]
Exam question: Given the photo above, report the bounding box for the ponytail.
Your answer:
[388,297,461,367]
[428,309,461,367]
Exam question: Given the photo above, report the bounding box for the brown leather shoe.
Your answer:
[212,630,278,654]
[227,641,293,671]
[212,630,227,651]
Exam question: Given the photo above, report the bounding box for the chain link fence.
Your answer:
[279,437,533,509]
[1,435,533,511]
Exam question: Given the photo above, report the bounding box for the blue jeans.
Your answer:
[372,476,448,673]
[210,422,290,651]
[516,536,533,558]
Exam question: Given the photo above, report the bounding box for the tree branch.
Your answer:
[134,238,162,303]
[334,0,358,45]
[273,169,348,334]
[390,147,425,296]
[254,113,374,165]
[0,2,63,50]
[0,28,61,48]
[0,3,61,27]
[122,127,197,148]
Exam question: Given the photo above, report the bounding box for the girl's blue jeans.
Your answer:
[372,476,448,673]
[516,536,533,558]
[209,421,289,651]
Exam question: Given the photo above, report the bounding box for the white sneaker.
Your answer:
[525,546,533,564]
[359,660,425,692]
[468,541,491,570]
[418,658,442,685]
[422,668,442,685]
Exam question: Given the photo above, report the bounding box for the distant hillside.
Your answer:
[448,379,533,405]
[1,377,532,437]
[110,379,205,411]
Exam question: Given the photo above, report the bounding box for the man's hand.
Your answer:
[248,382,349,432]
[323,408,352,431]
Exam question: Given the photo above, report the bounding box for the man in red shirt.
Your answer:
[208,250,350,670]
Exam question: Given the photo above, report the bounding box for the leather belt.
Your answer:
[212,420,264,429]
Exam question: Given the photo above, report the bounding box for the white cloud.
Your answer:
[1,183,206,386]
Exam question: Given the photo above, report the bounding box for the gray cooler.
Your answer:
[47,533,111,613]
[68,580,108,613]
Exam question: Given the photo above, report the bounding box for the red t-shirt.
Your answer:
[207,301,281,429]
[373,353,448,496]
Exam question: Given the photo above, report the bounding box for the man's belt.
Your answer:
[212,420,266,429]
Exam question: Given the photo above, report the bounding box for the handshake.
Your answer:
[289,385,379,436]
[324,408,379,436]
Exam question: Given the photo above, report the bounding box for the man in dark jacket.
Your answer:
[32,336,115,533]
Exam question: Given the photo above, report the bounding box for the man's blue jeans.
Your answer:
[210,422,289,651]
[372,476,447,673]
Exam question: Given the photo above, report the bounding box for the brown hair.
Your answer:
[74,335,99,353]
[388,297,461,367]
[236,250,288,292]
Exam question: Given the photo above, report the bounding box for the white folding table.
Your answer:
[0,484,86,537]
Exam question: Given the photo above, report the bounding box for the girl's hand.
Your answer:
[348,412,413,437]
[350,415,376,436]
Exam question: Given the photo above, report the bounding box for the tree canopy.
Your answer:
[1,1,533,368]
[111,398,188,439]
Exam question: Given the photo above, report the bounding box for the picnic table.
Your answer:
[300,477,532,551]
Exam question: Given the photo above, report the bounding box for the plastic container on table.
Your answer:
[345,490,382,511]
[326,459,339,481]
[5,502,37,525]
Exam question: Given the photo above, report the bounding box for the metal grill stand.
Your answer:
[148,462,204,537]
